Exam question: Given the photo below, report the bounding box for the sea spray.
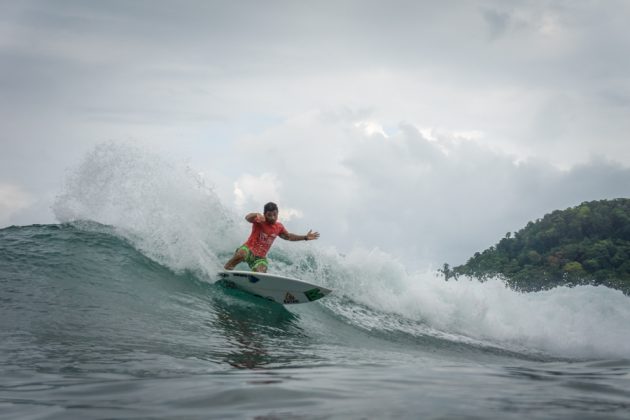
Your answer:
[53,142,242,277]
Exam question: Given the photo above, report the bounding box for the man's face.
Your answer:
[264,210,278,224]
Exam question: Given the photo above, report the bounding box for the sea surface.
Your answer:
[2,144,630,419]
[1,223,630,420]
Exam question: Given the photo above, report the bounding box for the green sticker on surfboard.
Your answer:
[304,288,326,302]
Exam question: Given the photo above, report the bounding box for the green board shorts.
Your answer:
[237,245,269,271]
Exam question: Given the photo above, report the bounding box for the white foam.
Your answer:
[53,142,242,277]
[284,245,630,359]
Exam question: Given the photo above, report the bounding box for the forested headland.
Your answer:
[441,198,630,294]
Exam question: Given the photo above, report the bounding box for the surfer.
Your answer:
[224,202,320,273]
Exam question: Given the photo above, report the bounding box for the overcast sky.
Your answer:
[2,0,630,267]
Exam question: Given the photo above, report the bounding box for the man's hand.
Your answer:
[246,213,266,223]
[306,230,320,241]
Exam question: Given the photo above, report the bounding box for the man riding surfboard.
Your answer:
[224,202,320,272]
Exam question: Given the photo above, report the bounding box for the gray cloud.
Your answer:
[2,1,630,266]
[339,126,630,266]
[232,111,630,266]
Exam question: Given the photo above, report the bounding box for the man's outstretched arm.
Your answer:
[280,230,320,241]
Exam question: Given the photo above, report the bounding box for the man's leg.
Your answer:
[224,248,248,270]
[252,258,268,273]
[253,265,267,273]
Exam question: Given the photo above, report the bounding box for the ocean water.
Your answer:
[2,144,630,419]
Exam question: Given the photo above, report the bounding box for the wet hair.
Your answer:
[264,202,278,213]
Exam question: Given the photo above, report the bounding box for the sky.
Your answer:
[2,0,630,268]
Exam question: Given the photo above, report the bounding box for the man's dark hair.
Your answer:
[264,202,278,213]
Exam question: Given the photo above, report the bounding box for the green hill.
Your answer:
[441,198,630,294]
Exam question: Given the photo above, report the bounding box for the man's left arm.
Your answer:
[280,229,320,241]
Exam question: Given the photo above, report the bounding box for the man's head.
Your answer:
[263,202,279,224]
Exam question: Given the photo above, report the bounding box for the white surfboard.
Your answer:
[216,270,332,304]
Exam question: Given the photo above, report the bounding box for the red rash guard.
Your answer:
[244,221,288,257]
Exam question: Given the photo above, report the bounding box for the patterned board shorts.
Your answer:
[238,245,268,270]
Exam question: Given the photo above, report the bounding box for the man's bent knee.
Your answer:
[224,249,247,270]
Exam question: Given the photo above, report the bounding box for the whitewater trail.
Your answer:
[52,142,630,360]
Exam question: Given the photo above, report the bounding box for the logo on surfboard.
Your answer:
[283,292,299,304]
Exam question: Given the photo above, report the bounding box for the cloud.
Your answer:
[355,121,389,138]
[232,110,630,267]
[233,173,303,221]
[2,0,630,267]
[234,173,280,209]
[482,9,511,40]
[3,1,630,169]
[0,183,34,225]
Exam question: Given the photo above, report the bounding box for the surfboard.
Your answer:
[216,270,332,304]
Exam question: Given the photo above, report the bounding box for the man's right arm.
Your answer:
[245,213,264,223]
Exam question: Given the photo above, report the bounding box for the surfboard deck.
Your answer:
[216,270,332,304]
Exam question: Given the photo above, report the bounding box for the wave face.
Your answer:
[3,143,630,418]
[3,222,630,366]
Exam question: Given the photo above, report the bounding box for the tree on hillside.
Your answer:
[443,199,630,295]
